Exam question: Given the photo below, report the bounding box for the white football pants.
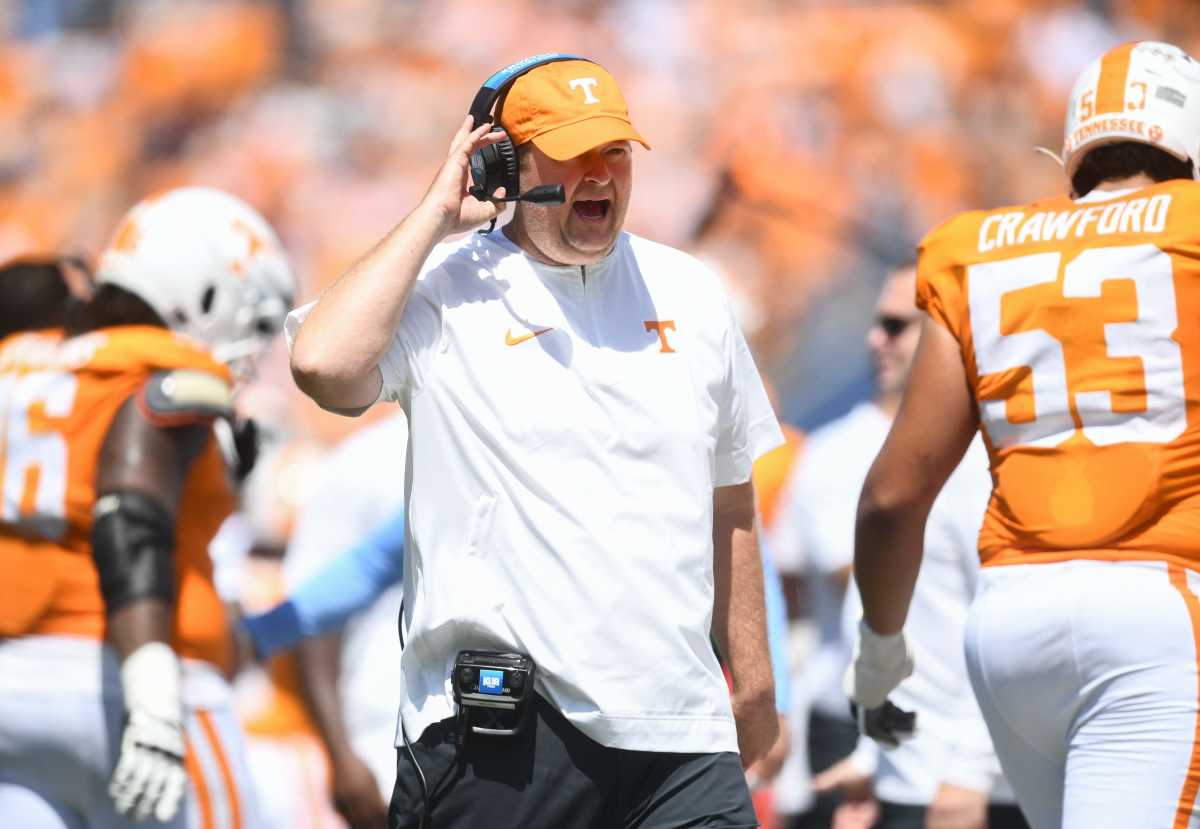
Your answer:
[965,559,1200,829]
[0,636,258,829]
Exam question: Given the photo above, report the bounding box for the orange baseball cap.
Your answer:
[499,59,650,161]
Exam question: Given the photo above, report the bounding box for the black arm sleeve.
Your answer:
[92,490,176,614]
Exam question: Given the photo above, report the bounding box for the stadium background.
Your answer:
[4,0,1194,440]
[3,1,1198,827]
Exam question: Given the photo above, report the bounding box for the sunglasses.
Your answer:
[875,315,918,339]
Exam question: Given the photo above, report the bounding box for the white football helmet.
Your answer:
[96,187,294,370]
[1063,41,1200,181]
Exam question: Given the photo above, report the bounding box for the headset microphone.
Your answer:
[505,184,566,204]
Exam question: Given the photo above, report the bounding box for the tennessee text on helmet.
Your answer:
[1063,41,1200,181]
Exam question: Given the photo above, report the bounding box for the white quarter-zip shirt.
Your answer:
[286,228,782,753]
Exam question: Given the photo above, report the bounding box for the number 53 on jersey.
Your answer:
[968,242,1186,450]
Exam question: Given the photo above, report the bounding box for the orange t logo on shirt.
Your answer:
[644,320,677,353]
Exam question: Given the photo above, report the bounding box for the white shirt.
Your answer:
[840,437,1013,804]
[283,414,409,739]
[783,402,893,719]
[289,229,781,753]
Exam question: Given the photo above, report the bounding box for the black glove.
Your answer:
[849,699,916,749]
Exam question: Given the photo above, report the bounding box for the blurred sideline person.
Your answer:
[771,269,920,829]
[249,412,408,829]
[0,187,293,828]
[238,555,343,829]
[807,287,1024,829]
[228,441,344,829]
[289,54,781,828]
[847,41,1200,829]
[776,268,1024,829]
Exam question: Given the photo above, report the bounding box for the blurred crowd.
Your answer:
[3,0,1194,436]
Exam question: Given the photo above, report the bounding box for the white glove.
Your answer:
[110,642,188,823]
[844,620,916,748]
[843,619,914,708]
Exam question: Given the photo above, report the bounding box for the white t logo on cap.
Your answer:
[569,77,600,104]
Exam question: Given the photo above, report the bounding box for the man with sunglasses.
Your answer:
[774,266,1021,829]
[772,266,920,828]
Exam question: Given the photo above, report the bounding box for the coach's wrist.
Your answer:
[732,687,779,768]
[732,683,776,712]
[413,196,459,243]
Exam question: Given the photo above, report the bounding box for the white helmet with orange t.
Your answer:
[96,186,294,371]
[1063,41,1200,182]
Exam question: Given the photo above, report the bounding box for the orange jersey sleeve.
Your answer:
[916,179,1200,569]
[0,326,237,672]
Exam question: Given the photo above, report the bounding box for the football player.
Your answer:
[846,41,1200,829]
[0,187,293,828]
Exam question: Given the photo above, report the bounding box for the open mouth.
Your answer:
[572,199,610,222]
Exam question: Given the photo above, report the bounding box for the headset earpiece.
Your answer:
[465,53,581,229]
[468,127,519,202]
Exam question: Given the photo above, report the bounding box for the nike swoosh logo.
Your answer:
[505,327,554,346]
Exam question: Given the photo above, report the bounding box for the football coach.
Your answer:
[288,53,782,829]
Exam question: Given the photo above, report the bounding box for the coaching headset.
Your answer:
[466,53,592,208]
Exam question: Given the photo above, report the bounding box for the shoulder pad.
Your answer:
[138,369,233,426]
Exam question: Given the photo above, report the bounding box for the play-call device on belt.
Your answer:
[452,650,536,738]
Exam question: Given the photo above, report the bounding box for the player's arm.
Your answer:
[845,318,977,740]
[290,117,507,414]
[242,510,406,659]
[712,480,779,769]
[855,318,977,634]
[93,378,225,822]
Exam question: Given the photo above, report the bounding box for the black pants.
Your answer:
[876,800,1030,829]
[389,694,758,829]
[787,711,860,829]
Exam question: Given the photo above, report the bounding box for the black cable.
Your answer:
[396,598,431,827]
[400,719,431,829]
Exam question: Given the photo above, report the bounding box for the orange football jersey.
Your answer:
[918,179,1200,569]
[0,325,237,673]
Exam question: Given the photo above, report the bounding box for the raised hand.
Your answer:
[420,115,513,239]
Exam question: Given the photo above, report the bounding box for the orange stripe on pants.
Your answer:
[197,709,243,829]
[1095,42,1135,114]
[184,740,215,829]
[1168,564,1200,829]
